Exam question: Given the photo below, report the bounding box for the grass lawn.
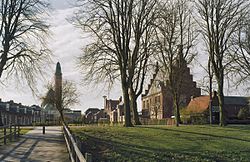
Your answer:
[71,125,250,162]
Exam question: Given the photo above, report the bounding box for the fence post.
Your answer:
[9,125,12,142]
[85,153,92,162]
[18,125,20,137]
[4,127,6,144]
[14,125,17,139]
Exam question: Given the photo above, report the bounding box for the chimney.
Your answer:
[103,95,107,109]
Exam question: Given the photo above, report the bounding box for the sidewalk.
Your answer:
[0,126,70,162]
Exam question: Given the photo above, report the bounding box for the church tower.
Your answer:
[55,62,62,116]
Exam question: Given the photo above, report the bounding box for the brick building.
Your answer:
[141,62,201,119]
[187,91,250,123]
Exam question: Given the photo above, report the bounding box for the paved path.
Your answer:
[0,126,70,162]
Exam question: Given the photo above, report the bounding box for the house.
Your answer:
[103,96,121,117]
[84,108,100,123]
[64,109,82,123]
[0,98,44,126]
[43,103,60,123]
[103,96,125,123]
[93,109,106,123]
[141,61,201,119]
[186,91,250,123]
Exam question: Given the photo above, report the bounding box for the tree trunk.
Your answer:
[217,79,226,126]
[209,73,213,124]
[59,110,65,124]
[173,95,181,127]
[122,83,133,127]
[130,93,141,125]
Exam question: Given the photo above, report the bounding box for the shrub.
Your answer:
[190,113,208,124]
[98,118,110,126]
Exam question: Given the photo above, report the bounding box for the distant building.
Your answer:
[187,91,250,123]
[103,96,125,123]
[64,109,82,123]
[0,98,43,126]
[84,108,101,123]
[103,96,121,117]
[43,103,60,123]
[141,61,201,119]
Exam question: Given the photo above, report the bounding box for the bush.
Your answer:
[190,113,208,124]
[180,107,209,124]
[237,107,250,120]
[98,118,110,126]
[180,108,192,124]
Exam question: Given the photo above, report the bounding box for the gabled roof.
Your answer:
[85,108,100,115]
[142,64,159,97]
[187,96,210,113]
[187,95,250,113]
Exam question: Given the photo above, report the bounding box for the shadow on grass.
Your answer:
[77,132,223,162]
[139,126,250,143]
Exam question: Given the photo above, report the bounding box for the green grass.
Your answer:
[19,127,33,135]
[71,125,250,162]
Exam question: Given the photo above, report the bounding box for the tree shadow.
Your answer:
[139,126,250,143]
[0,128,67,161]
[77,132,224,162]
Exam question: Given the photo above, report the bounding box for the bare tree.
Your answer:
[41,80,80,121]
[194,56,214,124]
[230,14,250,87]
[195,0,249,126]
[155,0,197,126]
[73,0,158,126]
[0,0,50,90]
[61,80,80,110]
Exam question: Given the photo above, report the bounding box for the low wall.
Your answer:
[140,118,175,125]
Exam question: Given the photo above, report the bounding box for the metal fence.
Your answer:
[63,123,92,162]
[0,124,20,145]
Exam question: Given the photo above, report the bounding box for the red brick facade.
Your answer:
[141,64,201,119]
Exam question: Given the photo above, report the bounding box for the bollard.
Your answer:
[43,126,45,134]
[85,153,92,162]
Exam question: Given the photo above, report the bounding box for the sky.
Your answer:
[0,0,122,112]
[0,0,249,113]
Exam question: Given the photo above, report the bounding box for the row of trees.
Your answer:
[1,0,250,127]
[73,0,250,127]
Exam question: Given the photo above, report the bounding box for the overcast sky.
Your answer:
[0,0,122,112]
[0,0,248,113]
